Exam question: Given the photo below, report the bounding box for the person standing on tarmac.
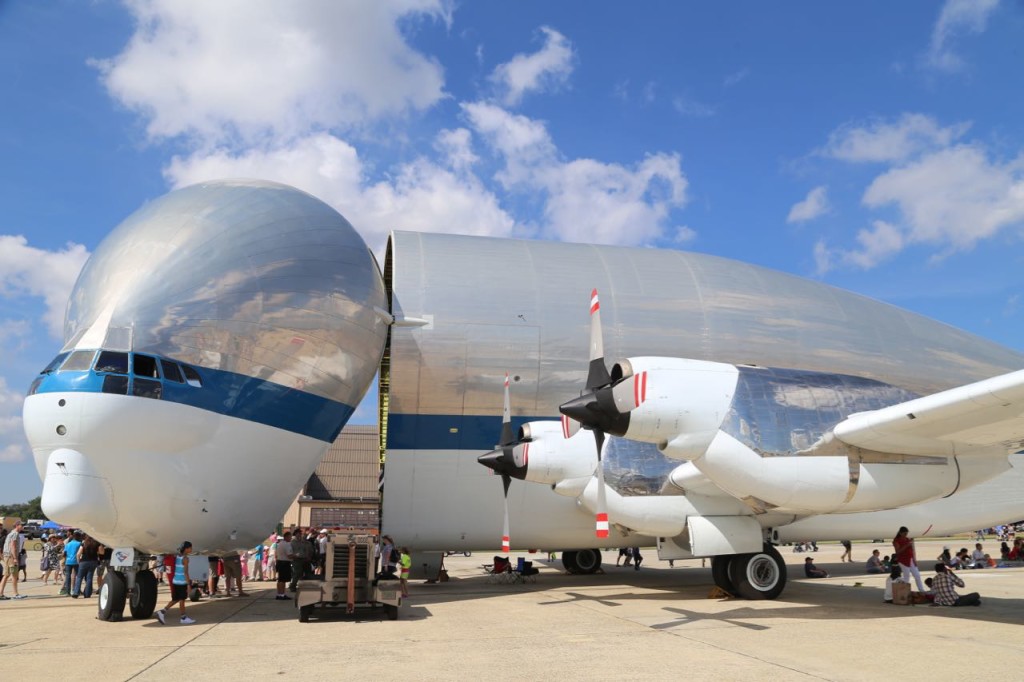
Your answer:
[289,528,313,591]
[399,547,412,597]
[157,541,196,625]
[275,531,293,600]
[0,521,25,600]
[893,526,926,592]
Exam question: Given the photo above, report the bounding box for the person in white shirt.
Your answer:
[884,564,906,603]
[317,531,328,575]
[971,543,987,568]
[274,531,293,600]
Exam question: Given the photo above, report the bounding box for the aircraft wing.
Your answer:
[833,368,1024,456]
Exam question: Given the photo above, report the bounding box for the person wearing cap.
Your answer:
[157,541,196,624]
[0,521,26,599]
[274,531,293,600]
[41,535,63,585]
[937,546,954,567]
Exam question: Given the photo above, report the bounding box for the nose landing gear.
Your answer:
[97,548,159,622]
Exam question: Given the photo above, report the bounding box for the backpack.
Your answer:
[390,547,400,564]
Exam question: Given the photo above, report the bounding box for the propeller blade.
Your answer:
[500,372,514,446]
[586,289,611,391]
[593,430,609,538]
[502,473,511,553]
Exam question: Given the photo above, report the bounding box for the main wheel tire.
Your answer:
[189,587,202,602]
[298,605,313,623]
[573,548,602,574]
[561,551,579,574]
[129,570,158,620]
[384,604,399,621]
[727,544,787,600]
[711,555,734,593]
[98,571,127,622]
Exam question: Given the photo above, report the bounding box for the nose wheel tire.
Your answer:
[727,544,787,600]
[129,570,158,620]
[98,571,127,621]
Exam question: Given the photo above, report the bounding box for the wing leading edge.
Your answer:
[834,368,1024,456]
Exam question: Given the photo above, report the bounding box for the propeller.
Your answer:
[477,373,526,553]
[558,289,620,539]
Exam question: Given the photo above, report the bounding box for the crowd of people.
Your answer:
[0,522,113,601]
[4,519,1022,616]
[148,528,413,622]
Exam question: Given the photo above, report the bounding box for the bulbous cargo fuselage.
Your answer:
[22,180,388,554]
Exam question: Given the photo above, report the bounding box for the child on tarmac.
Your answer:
[157,541,196,625]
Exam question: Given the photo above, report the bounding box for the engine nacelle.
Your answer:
[613,357,738,460]
[515,421,597,486]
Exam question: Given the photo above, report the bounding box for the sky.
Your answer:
[2,0,1023,503]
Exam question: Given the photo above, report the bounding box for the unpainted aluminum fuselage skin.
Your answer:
[380,232,1024,550]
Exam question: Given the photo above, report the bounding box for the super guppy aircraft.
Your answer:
[22,180,1024,620]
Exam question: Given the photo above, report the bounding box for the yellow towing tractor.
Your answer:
[295,532,402,622]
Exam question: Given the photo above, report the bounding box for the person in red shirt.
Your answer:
[893,526,926,591]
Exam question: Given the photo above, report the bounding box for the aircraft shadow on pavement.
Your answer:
[411,561,1024,628]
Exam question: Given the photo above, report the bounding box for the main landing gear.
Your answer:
[98,548,158,622]
[561,548,602,574]
[710,544,787,600]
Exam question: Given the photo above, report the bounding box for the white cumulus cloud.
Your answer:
[0,377,27,464]
[165,132,515,254]
[812,113,1024,272]
[863,145,1024,252]
[787,186,830,223]
[822,113,970,164]
[93,0,451,145]
[0,236,90,338]
[490,26,574,106]
[463,102,689,245]
[925,0,1000,72]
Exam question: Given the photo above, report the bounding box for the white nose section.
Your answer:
[41,448,118,535]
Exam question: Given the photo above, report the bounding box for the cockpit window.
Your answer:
[102,375,129,395]
[41,352,70,374]
[95,351,129,374]
[62,350,97,371]
[133,354,159,378]
[181,365,203,388]
[160,359,185,383]
[132,377,162,399]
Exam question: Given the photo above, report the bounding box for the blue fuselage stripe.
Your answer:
[386,413,552,451]
[34,369,353,443]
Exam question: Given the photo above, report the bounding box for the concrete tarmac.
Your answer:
[1,540,1022,681]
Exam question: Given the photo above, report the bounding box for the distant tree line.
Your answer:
[0,496,47,520]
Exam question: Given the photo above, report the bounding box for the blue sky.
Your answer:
[2,0,1023,503]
